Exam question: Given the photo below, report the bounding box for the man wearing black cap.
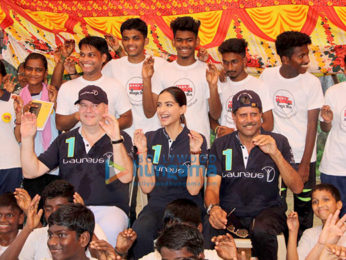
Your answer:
[204,90,303,260]
[20,85,133,247]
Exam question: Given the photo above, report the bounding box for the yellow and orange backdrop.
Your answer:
[0,0,345,75]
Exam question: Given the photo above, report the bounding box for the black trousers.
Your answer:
[203,205,287,260]
[281,162,315,239]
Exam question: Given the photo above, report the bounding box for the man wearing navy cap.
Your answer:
[204,90,303,260]
[20,85,133,247]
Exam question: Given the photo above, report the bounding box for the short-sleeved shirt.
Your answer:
[209,130,294,217]
[152,60,212,147]
[38,128,133,213]
[260,67,324,162]
[56,76,131,130]
[142,126,208,209]
[218,75,273,129]
[0,91,21,169]
[102,56,165,138]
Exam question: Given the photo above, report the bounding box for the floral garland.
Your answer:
[260,41,277,67]
[311,44,328,74]
[321,15,335,46]
[150,24,176,62]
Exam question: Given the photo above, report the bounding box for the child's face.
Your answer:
[0,206,24,234]
[312,190,342,221]
[47,224,87,260]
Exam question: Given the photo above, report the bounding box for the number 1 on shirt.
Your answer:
[222,149,232,171]
[152,145,162,164]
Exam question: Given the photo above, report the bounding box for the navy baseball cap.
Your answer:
[232,90,262,113]
[74,85,108,105]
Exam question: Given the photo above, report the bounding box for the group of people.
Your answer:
[0,15,345,260]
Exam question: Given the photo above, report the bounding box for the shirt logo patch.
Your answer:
[1,113,11,123]
[273,90,296,118]
[261,166,276,182]
[126,76,143,105]
[340,106,346,132]
[225,95,234,124]
[174,78,196,106]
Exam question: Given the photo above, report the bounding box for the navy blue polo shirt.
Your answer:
[141,126,208,209]
[208,130,294,217]
[38,128,133,214]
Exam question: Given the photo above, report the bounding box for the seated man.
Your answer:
[204,90,303,260]
[2,180,107,260]
[0,193,24,255]
[20,86,133,246]
[47,203,95,260]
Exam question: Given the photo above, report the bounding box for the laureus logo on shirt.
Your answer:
[273,90,296,118]
[126,76,143,105]
[174,78,197,106]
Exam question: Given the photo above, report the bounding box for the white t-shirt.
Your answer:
[319,81,346,176]
[18,224,107,260]
[0,93,21,169]
[260,67,324,162]
[56,76,131,130]
[218,75,273,129]
[153,60,212,147]
[297,225,346,260]
[102,56,165,137]
[140,249,222,260]
[0,230,21,255]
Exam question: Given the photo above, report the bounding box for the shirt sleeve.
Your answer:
[101,60,114,78]
[277,134,295,165]
[258,82,274,113]
[38,136,60,170]
[56,83,73,115]
[121,130,134,160]
[208,139,223,177]
[297,228,316,260]
[307,77,324,110]
[18,229,42,260]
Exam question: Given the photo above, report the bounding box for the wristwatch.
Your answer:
[207,204,219,215]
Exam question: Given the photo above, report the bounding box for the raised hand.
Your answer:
[3,74,16,93]
[12,95,23,116]
[197,47,209,62]
[188,130,203,153]
[252,134,278,156]
[14,188,32,215]
[212,233,238,260]
[20,112,37,139]
[89,239,118,260]
[23,101,39,113]
[321,244,346,260]
[142,56,154,80]
[206,63,219,86]
[62,39,75,58]
[321,105,333,124]
[64,57,78,75]
[99,114,121,141]
[133,129,147,153]
[287,211,299,233]
[115,228,137,256]
[73,192,85,205]
[319,209,346,246]
[47,85,58,104]
[105,34,121,52]
[23,194,43,232]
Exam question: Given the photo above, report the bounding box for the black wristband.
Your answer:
[112,138,123,144]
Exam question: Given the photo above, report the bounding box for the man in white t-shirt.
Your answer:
[260,31,324,237]
[56,36,132,132]
[319,57,346,216]
[102,18,164,138]
[211,38,273,138]
[148,16,222,148]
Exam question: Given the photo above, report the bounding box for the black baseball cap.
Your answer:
[232,90,262,113]
[74,85,108,105]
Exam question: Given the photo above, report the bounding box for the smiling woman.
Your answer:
[131,86,208,258]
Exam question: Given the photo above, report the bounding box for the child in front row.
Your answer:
[287,183,346,260]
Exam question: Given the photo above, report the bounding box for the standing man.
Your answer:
[260,31,324,236]
[211,38,273,138]
[204,90,303,260]
[20,86,133,247]
[56,36,132,132]
[102,18,165,138]
[148,16,222,147]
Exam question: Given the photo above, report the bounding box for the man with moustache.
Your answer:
[204,90,303,260]
[210,38,273,138]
